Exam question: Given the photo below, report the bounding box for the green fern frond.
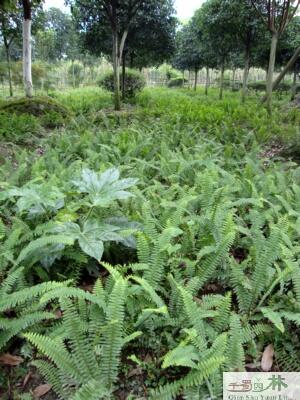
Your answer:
[100,276,127,387]
[130,276,167,310]
[150,356,225,400]
[32,360,70,399]
[70,380,110,400]
[226,313,245,371]
[24,332,82,382]
[39,286,106,310]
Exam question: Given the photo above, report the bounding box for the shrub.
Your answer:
[99,69,146,99]
[68,62,84,88]
[0,96,72,126]
[167,77,187,88]
[248,81,266,92]
[248,80,292,93]
[166,67,181,80]
[11,61,49,88]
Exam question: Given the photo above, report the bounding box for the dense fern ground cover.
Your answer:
[0,88,300,399]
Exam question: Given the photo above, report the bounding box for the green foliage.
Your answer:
[0,112,40,141]
[167,77,187,87]
[0,87,300,397]
[68,62,84,88]
[249,80,293,94]
[99,69,146,99]
[52,87,112,114]
[25,274,139,398]
[0,264,68,351]
[0,96,71,129]
[0,167,138,278]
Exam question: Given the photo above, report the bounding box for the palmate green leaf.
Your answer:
[72,168,138,207]
[78,232,104,260]
[261,307,285,333]
[0,183,65,216]
[52,220,125,260]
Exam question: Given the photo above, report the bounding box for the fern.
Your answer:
[0,268,67,351]
[226,313,245,371]
[100,276,127,387]
[27,276,131,398]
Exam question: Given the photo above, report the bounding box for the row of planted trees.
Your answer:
[173,0,300,114]
[0,0,177,110]
[1,0,300,114]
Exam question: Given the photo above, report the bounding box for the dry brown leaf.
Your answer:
[261,344,274,371]
[0,353,24,366]
[33,383,52,398]
[127,366,143,378]
[245,362,259,371]
[22,372,32,388]
[55,309,62,318]
[143,353,152,363]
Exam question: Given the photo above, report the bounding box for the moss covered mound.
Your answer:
[0,96,72,128]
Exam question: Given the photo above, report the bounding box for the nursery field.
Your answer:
[1,87,300,399]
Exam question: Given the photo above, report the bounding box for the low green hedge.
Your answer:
[99,69,146,99]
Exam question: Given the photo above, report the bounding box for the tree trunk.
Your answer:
[219,64,225,100]
[242,47,250,103]
[291,69,297,101]
[205,67,210,96]
[4,44,13,97]
[72,60,75,88]
[122,53,126,100]
[112,30,121,111]
[266,32,279,115]
[23,17,33,97]
[188,70,191,89]
[262,46,300,102]
[194,68,198,91]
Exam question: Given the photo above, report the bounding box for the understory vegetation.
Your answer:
[0,87,300,399]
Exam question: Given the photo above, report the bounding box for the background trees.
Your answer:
[251,0,300,113]
[0,3,22,96]
[196,0,237,99]
[0,0,299,110]
[173,18,203,90]
[71,0,176,110]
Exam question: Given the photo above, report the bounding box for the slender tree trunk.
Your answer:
[112,30,121,111]
[188,70,191,89]
[122,53,126,100]
[232,68,236,89]
[23,17,33,97]
[242,47,250,103]
[262,46,300,102]
[194,68,198,91]
[4,44,13,97]
[266,32,279,115]
[291,69,297,101]
[72,60,75,88]
[205,67,210,96]
[219,64,225,100]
